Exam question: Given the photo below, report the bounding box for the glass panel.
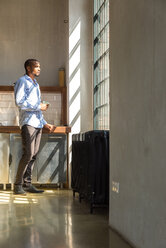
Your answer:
[94,0,109,130]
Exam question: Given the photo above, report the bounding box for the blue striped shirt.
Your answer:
[14,74,47,128]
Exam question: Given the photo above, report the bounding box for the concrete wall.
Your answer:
[0,0,68,86]
[69,0,93,133]
[109,1,166,247]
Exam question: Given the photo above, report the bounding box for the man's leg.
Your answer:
[23,127,42,185]
[22,127,44,193]
[14,125,38,194]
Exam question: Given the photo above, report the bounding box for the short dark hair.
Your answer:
[24,59,39,73]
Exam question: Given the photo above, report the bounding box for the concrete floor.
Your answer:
[0,189,133,248]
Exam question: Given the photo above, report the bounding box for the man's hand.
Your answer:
[40,103,49,111]
[44,124,56,133]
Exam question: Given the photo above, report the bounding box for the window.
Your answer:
[93,0,109,130]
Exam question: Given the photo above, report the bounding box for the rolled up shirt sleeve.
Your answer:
[42,118,47,126]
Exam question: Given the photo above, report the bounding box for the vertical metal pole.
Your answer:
[66,133,69,189]
[3,184,6,190]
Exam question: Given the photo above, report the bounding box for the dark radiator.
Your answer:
[72,130,109,213]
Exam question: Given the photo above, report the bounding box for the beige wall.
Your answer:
[0,0,68,86]
[109,1,166,247]
[0,0,93,128]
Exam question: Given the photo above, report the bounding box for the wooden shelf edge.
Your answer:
[0,86,66,92]
[0,126,71,134]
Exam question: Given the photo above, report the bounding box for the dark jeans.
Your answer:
[15,125,42,185]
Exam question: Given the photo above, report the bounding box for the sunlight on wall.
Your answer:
[69,68,80,102]
[69,93,80,125]
[68,21,81,231]
[69,22,81,54]
[69,47,80,78]
[69,20,81,134]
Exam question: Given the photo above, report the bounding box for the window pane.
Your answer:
[93,0,109,130]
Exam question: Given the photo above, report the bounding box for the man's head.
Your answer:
[24,59,41,78]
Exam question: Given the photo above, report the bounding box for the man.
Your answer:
[14,59,55,194]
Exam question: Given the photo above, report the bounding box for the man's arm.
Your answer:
[44,123,56,133]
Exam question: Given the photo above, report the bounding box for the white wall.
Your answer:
[0,0,68,86]
[109,1,166,247]
[68,0,93,188]
[69,0,93,133]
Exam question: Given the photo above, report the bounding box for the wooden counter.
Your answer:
[0,126,71,134]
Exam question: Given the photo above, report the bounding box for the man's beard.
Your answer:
[34,73,40,77]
